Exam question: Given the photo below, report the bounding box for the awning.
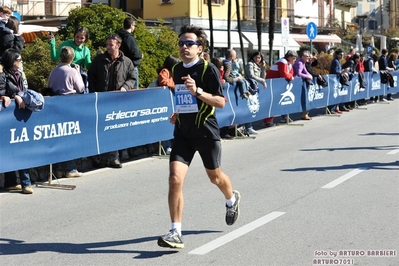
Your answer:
[205,30,249,48]
[290,33,341,44]
[242,32,300,51]
[19,24,59,43]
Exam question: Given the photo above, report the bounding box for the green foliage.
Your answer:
[313,52,334,75]
[386,28,399,51]
[22,38,58,91]
[58,4,126,49]
[134,21,179,87]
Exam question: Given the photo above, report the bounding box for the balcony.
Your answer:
[14,0,81,18]
[242,5,294,24]
[334,0,358,8]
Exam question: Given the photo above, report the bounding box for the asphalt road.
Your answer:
[1,99,398,266]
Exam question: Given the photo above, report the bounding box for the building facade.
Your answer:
[7,0,83,19]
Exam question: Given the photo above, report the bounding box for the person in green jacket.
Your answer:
[49,26,91,70]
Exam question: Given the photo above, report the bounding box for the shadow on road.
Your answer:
[281,160,399,172]
[0,230,221,259]
[300,145,399,152]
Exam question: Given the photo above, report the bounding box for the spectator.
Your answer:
[88,34,135,168]
[328,49,348,114]
[365,52,379,104]
[386,52,398,101]
[377,49,394,102]
[0,6,12,38]
[157,54,181,154]
[157,25,240,249]
[341,53,360,110]
[49,26,91,70]
[244,51,267,133]
[118,17,143,89]
[293,50,313,120]
[223,49,247,99]
[265,50,296,124]
[364,51,379,73]
[211,57,225,83]
[219,51,241,138]
[356,53,366,89]
[0,15,24,56]
[0,48,33,194]
[345,48,356,61]
[47,46,85,178]
[305,52,324,83]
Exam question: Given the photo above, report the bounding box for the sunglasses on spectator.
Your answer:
[178,40,200,47]
[107,34,121,43]
[15,57,23,62]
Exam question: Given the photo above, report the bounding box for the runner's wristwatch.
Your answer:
[196,87,203,97]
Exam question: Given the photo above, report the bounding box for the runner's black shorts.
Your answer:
[170,137,221,170]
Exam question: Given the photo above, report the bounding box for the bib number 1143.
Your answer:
[175,84,199,113]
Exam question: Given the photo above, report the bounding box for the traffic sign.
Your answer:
[366,45,373,54]
[281,17,290,49]
[306,22,317,40]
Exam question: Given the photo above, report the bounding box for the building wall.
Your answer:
[390,0,399,29]
[143,0,241,33]
[355,0,389,35]
[293,0,319,26]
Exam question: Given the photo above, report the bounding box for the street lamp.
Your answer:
[357,15,368,54]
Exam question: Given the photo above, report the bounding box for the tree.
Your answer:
[22,38,57,91]
[58,4,126,49]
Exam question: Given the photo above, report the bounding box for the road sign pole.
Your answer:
[310,40,313,55]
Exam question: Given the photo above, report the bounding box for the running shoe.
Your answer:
[157,229,184,249]
[226,190,241,226]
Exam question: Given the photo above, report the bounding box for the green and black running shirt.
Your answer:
[172,59,224,140]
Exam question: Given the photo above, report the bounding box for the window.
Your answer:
[204,0,225,4]
[161,0,172,4]
[368,20,378,29]
[370,4,375,17]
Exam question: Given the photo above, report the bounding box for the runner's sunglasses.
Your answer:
[178,40,200,47]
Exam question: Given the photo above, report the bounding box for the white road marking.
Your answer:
[387,149,399,155]
[189,211,286,255]
[321,168,367,189]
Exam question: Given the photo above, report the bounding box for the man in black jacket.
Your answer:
[88,34,135,168]
[118,17,143,89]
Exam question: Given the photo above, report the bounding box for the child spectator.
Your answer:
[211,57,225,83]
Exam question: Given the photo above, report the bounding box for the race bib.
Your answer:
[175,84,198,113]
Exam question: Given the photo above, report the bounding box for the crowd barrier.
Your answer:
[1,70,398,172]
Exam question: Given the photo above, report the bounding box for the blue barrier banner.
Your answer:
[369,72,385,97]
[304,77,329,110]
[0,89,175,172]
[1,71,398,172]
[96,88,174,154]
[0,94,98,172]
